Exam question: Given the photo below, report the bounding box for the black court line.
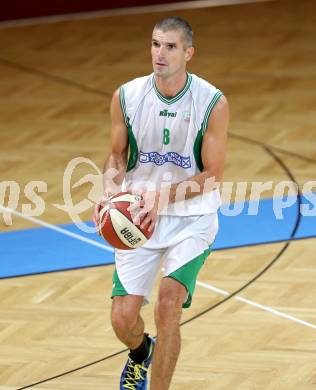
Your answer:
[0,57,111,98]
[230,132,316,165]
[0,52,306,388]
[212,233,316,251]
[17,146,303,389]
[0,52,304,387]
[0,47,305,390]
[0,54,315,166]
[182,146,302,325]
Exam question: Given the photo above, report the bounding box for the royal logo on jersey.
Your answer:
[159,109,177,118]
[139,151,191,169]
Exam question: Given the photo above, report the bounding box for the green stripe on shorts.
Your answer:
[166,247,211,309]
[112,269,128,297]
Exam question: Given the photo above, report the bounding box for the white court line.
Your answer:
[0,205,114,253]
[0,0,274,28]
[197,281,316,330]
[1,205,315,330]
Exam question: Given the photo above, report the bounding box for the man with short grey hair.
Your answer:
[94,16,229,390]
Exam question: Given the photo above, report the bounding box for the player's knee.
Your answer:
[155,291,183,328]
[111,304,138,335]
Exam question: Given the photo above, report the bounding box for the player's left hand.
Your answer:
[128,190,160,232]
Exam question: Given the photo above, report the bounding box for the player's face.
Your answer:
[151,28,194,79]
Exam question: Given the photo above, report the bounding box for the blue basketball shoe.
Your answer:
[120,336,155,389]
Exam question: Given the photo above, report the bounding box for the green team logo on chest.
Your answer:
[159,109,177,118]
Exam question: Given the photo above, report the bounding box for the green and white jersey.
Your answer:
[119,73,223,216]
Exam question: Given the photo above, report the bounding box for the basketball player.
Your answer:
[94,17,229,390]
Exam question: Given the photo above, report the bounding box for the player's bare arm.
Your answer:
[136,95,229,231]
[93,89,128,227]
[171,94,229,197]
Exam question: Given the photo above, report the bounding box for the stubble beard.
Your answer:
[153,65,169,79]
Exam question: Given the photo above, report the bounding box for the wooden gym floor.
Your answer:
[0,0,315,388]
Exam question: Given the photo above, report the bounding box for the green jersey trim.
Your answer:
[119,86,129,127]
[119,86,139,172]
[193,90,223,171]
[126,123,138,172]
[153,73,192,105]
[201,90,223,132]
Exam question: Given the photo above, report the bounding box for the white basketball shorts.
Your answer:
[112,212,218,308]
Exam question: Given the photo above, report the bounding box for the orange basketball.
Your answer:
[98,192,153,250]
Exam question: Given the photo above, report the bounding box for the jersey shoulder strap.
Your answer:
[190,74,223,133]
[119,74,153,126]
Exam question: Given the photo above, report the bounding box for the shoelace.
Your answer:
[123,360,148,389]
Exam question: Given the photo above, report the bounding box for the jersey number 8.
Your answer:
[163,128,170,145]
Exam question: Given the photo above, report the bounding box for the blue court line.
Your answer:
[1,194,316,279]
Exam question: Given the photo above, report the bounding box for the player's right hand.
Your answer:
[93,192,113,234]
